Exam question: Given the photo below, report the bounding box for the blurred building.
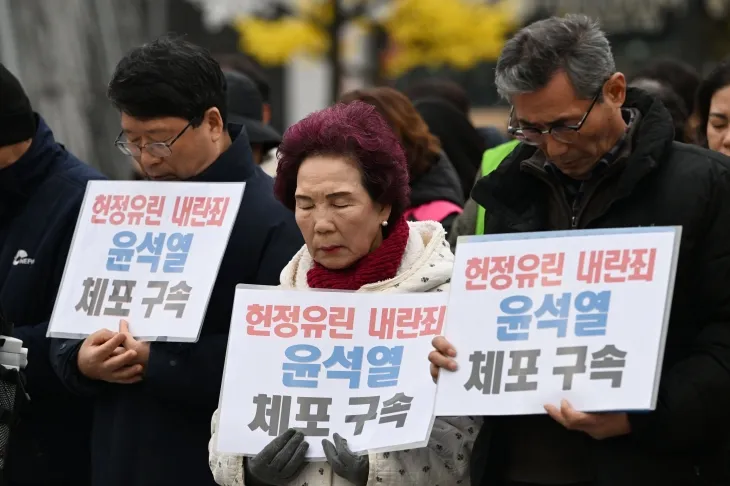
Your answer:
[3,0,730,179]
[0,0,167,179]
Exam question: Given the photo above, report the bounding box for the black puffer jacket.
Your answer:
[470,88,730,485]
[415,98,487,201]
[408,152,464,233]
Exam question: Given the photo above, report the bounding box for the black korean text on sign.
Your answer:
[344,393,415,435]
[295,397,333,436]
[248,394,292,437]
[141,280,192,318]
[75,278,137,317]
[248,393,415,439]
[552,345,628,390]
[345,396,379,435]
[249,395,333,437]
[76,277,192,319]
[465,345,628,395]
[464,350,542,394]
[464,350,505,395]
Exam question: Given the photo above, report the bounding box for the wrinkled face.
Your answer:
[706,85,730,157]
[511,71,626,180]
[295,155,391,270]
[119,108,224,180]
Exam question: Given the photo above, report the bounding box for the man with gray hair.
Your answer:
[430,14,730,486]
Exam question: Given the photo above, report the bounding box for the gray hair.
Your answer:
[495,14,615,101]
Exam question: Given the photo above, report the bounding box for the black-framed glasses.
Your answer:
[114,119,197,158]
[507,89,601,146]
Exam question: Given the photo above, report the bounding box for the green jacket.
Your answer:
[447,139,519,251]
[475,139,520,235]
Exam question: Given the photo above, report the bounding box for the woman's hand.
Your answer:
[323,433,369,486]
[246,429,308,486]
[429,336,458,382]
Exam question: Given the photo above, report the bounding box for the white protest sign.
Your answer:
[47,180,244,342]
[435,227,680,416]
[217,285,446,460]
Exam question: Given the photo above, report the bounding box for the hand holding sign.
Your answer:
[322,433,369,486]
[77,328,143,384]
[246,429,309,486]
[118,319,150,369]
[429,336,458,383]
[545,399,631,440]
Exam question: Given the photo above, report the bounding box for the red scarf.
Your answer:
[307,217,410,291]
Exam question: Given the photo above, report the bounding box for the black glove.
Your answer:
[246,429,309,486]
[322,433,369,486]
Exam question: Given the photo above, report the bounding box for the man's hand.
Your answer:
[545,399,631,440]
[118,320,150,367]
[428,336,458,383]
[77,329,143,384]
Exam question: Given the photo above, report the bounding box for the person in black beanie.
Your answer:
[0,63,104,486]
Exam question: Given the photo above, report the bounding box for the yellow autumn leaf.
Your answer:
[233,0,516,73]
[234,15,329,66]
[383,0,516,77]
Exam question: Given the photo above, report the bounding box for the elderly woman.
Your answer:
[209,101,478,486]
[339,88,465,232]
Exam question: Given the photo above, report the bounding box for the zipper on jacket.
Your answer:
[570,190,582,229]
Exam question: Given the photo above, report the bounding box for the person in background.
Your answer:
[50,36,302,486]
[215,53,273,125]
[403,78,506,149]
[696,58,730,157]
[209,100,479,486]
[446,139,520,252]
[628,78,689,143]
[217,53,281,176]
[224,70,282,176]
[0,63,105,486]
[340,87,464,233]
[631,58,701,142]
[414,97,487,201]
[431,14,730,486]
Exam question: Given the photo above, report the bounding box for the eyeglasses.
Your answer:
[507,89,601,146]
[114,119,197,158]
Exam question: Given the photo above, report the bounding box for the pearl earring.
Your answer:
[381,221,388,227]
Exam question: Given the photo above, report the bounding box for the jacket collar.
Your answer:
[187,125,257,183]
[471,88,676,229]
[280,221,453,292]
[0,115,60,203]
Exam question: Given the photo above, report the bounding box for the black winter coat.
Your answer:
[0,116,105,485]
[50,127,303,486]
[408,152,465,233]
[470,89,730,486]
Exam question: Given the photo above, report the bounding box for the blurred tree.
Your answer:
[382,0,515,77]
[232,0,516,100]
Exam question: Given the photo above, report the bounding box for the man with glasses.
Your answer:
[50,36,303,486]
[430,14,730,486]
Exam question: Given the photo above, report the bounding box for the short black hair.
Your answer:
[632,58,700,116]
[215,53,270,102]
[108,35,227,126]
[402,79,471,116]
[696,58,730,145]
